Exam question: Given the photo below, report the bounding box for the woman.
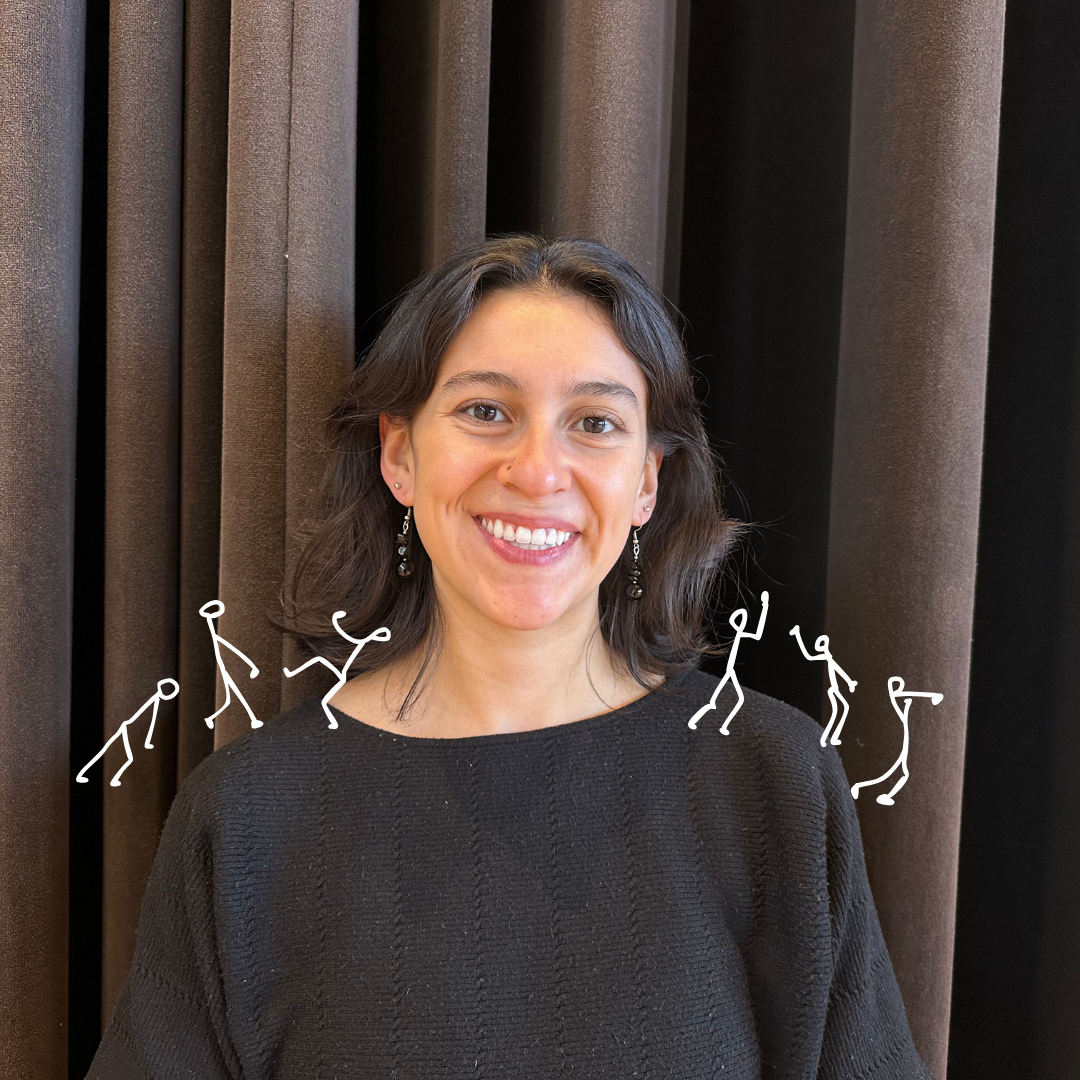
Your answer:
[87,236,931,1078]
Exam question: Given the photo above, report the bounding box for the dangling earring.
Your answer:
[626,527,643,599]
[396,507,414,577]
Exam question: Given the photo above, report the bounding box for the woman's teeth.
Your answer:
[480,517,573,551]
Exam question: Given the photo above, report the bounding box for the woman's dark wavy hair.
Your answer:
[268,233,746,720]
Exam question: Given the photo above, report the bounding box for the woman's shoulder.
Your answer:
[667,667,831,753]
[174,694,334,820]
[669,667,850,810]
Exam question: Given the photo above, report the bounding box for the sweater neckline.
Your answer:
[325,671,689,747]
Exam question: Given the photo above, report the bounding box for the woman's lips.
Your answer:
[473,515,579,566]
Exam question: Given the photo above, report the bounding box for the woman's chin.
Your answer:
[474,591,579,633]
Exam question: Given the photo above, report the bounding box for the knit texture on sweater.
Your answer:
[85,667,933,1079]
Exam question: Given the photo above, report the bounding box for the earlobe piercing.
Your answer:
[394,482,401,489]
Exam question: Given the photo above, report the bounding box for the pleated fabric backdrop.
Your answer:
[1,0,1043,1077]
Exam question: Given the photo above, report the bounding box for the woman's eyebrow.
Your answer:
[439,370,526,394]
[439,370,639,408]
[566,379,639,407]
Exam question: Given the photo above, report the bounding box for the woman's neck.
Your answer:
[337,590,658,738]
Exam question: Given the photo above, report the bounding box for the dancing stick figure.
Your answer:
[76,679,179,788]
[283,611,391,729]
[200,599,261,730]
[688,591,769,735]
[851,676,943,805]
[789,625,857,747]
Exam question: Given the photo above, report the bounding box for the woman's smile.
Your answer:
[473,513,580,565]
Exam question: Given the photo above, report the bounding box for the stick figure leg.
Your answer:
[205,681,233,729]
[821,687,842,747]
[225,674,262,729]
[877,754,911,805]
[688,672,732,730]
[718,678,746,736]
[851,754,901,801]
[320,687,342,730]
[828,691,850,746]
[109,724,136,788]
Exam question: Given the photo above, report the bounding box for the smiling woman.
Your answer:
[86,236,932,1079]
[270,234,743,735]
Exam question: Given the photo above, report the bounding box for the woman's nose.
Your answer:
[499,422,570,497]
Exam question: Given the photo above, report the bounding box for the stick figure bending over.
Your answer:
[200,599,261,730]
[851,676,943,805]
[789,625,857,747]
[283,611,392,729]
[688,591,769,735]
[76,678,179,788]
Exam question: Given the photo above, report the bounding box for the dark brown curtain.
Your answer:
[12,0,1080,1077]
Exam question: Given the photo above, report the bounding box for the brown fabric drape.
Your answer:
[0,2,85,1076]
[100,0,185,1022]
[177,0,230,788]
[216,0,360,747]
[540,0,684,288]
[824,1,1006,1073]
[3,0,1050,1075]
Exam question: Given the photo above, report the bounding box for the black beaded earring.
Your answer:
[396,507,414,577]
[626,526,643,599]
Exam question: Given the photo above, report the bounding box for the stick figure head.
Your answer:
[888,676,905,696]
[730,608,748,631]
[157,679,180,700]
[200,600,224,619]
[815,634,829,653]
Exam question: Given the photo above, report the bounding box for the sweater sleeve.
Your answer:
[83,758,241,1079]
[814,743,935,1080]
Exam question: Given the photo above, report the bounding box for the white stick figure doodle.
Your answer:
[283,611,392,729]
[688,591,769,735]
[789,625,858,747]
[850,676,943,805]
[199,599,261,730]
[76,678,179,788]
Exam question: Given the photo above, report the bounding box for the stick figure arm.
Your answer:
[814,744,933,1077]
[217,637,259,677]
[82,772,241,1077]
[283,655,341,679]
[789,626,821,661]
[747,592,770,640]
[832,661,857,691]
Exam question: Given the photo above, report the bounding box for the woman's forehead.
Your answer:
[435,289,647,397]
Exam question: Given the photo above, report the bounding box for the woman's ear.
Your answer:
[633,446,663,527]
[379,413,414,503]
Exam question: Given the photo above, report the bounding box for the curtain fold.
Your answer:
[540,0,682,287]
[177,0,230,788]
[0,1,86,1075]
[824,0,1007,1073]
[101,0,185,1029]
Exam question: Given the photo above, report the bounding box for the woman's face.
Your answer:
[380,287,661,633]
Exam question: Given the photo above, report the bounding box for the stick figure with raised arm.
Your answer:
[688,591,769,735]
[789,625,857,747]
[851,676,943,805]
[76,678,179,788]
[283,611,392,729]
[200,599,261,729]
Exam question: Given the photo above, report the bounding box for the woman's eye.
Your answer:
[464,402,505,423]
[578,415,619,434]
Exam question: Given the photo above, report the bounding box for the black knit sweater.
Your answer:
[85,667,932,1078]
